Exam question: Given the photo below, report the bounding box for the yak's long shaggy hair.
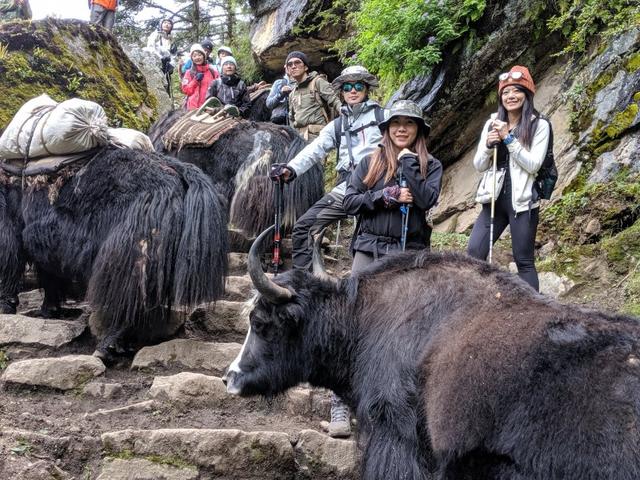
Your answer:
[237,250,640,479]
[1,148,228,347]
[148,112,323,236]
[246,89,271,122]
[0,173,24,311]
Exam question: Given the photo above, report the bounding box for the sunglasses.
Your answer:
[286,60,304,67]
[342,82,366,92]
[499,71,524,81]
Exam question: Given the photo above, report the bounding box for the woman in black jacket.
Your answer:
[344,100,443,273]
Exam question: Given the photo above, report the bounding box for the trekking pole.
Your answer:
[334,219,341,246]
[399,173,411,252]
[272,178,284,276]
[166,71,175,110]
[488,147,498,264]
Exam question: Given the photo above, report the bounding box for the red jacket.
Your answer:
[181,64,218,110]
[91,0,118,10]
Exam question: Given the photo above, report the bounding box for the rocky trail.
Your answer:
[0,235,359,480]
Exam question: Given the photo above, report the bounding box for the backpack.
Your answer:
[333,105,385,169]
[308,74,334,124]
[535,116,558,200]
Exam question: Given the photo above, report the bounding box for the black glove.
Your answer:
[269,163,295,183]
[195,72,205,81]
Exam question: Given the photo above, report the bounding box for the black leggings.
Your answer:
[467,191,539,291]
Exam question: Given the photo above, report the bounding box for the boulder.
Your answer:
[249,0,346,78]
[539,272,576,298]
[0,18,157,131]
[101,429,296,478]
[186,301,249,342]
[97,458,198,480]
[225,275,254,301]
[2,355,105,390]
[131,339,240,375]
[294,429,359,479]
[148,372,230,408]
[0,314,86,348]
[122,44,173,116]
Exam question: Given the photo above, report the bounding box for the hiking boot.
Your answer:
[327,396,351,438]
[223,104,240,117]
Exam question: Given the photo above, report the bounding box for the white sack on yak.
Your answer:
[107,128,155,152]
[0,94,109,159]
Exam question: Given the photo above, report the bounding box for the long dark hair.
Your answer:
[363,125,430,188]
[497,85,538,150]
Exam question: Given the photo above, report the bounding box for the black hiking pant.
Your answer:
[292,189,347,271]
[467,189,539,291]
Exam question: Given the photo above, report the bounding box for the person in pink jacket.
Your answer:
[181,43,219,110]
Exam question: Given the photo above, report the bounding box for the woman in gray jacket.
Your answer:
[467,65,551,291]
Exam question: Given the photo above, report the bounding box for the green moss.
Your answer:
[601,220,640,274]
[625,52,640,73]
[622,270,640,316]
[106,450,135,460]
[144,454,196,470]
[0,349,8,370]
[603,103,638,139]
[430,232,469,252]
[540,172,640,246]
[0,18,157,131]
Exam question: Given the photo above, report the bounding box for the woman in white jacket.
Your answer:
[467,65,550,291]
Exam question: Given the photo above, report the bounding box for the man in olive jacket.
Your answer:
[286,51,341,141]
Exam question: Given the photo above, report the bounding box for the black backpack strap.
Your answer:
[334,115,343,160]
[374,104,385,124]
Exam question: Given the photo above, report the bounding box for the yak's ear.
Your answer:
[279,301,305,328]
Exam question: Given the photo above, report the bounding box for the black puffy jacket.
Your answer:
[344,152,443,256]
[206,74,251,116]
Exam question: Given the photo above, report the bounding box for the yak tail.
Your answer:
[168,158,228,305]
[87,153,228,342]
[0,179,25,306]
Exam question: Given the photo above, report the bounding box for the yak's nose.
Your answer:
[221,368,229,386]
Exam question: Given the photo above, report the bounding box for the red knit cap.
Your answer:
[498,65,536,95]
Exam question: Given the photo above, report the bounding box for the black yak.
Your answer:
[225,227,640,480]
[0,148,228,357]
[148,111,324,236]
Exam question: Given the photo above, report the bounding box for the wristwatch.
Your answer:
[503,133,515,145]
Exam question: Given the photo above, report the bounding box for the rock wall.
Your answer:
[0,18,158,131]
[249,0,347,79]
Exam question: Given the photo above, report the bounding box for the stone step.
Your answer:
[131,339,241,375]
[147,372,330,418]
[1,354,105,390]
[186,300,248,343]
[97,458,198,480]
[0,314,87,349]
[224,275,254,301]
[228,252,248,275]
[101,427,357,480]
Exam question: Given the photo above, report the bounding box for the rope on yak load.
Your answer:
[162,108,244,151]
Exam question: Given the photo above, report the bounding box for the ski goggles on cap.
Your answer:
[499,71,524,81]
[342,82,366,92]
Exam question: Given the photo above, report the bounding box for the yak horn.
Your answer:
[312,228,336,283]
[248,225,293,303]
